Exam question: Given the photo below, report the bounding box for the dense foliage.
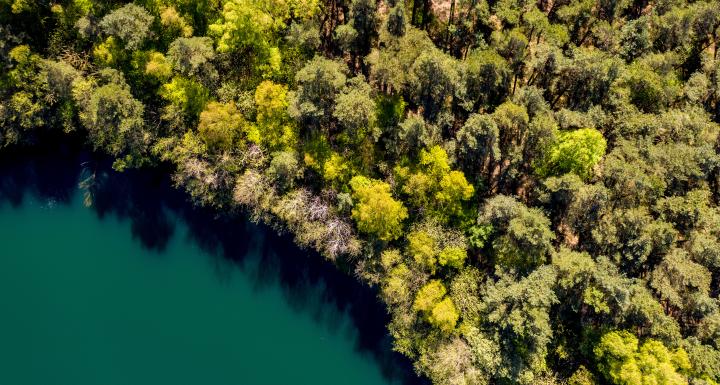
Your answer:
[2,0,720,383]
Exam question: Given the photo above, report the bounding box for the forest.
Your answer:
[1,0,720,384]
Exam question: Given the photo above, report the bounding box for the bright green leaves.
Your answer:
[413,280,459,333]
[7,2,720,384]
[379,248,414,306]
[349,176,408,242]
[254,80,297,150]
[208,0,281,75]
[7,44,39,84]
[160,77,210,119]
[321,153,351,186]
[594,331,690,385]
[197,101,257,152]
[209,0,318,74]
[144,52,172,81]
[93,37,124,67]
[437,171,475,217]
[419,145,451,177]
[7,0,35,13]
[406,221,469,273]
[429,297,460,333]
[3,45,48,135]
[437,247,467,269]
[209,0,282,53]
[414,279,447,312]
[408,230,437,270]
[397,145,475,224]
[539,128,607,180]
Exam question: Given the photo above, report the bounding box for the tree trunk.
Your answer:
[411,0,419,26]
[446,0,456,51]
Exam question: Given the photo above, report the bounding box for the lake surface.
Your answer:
[0,142,421,385]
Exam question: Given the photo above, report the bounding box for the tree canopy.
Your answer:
[3,0,720,384]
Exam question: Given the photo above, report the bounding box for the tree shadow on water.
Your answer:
[0,141,428,385]
[0,138,86,207]
[89,163,177,253]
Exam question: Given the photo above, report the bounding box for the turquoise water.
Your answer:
[0,146,418,385]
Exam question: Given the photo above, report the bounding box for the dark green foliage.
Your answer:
[481,266,558,384]
[385,1,406,37]
[166,36,217,85]
[71,70,149,170]
[455,113,499,175]
[478,195,555,271]
[463,49,511,110]
[408,48,461,122]
[99,3,154,50]
[347,0,378,56]
[290,56,347,130]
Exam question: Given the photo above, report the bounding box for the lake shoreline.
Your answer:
[0,136,426,385]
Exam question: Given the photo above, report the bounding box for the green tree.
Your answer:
[344,0,378,57]
[455,112,500,176]
[99,4,154,50]
[160,76,210,120]
[591,207,677,276]
[208,0,283,67]
[333,76,378,142]
[349,175,408,241]
[74,70,149,169]
[197,101,256,152]
[387,112,440,157]
[414,279,447,312]
[158,5,193,41]
[413,280,459,332]
[255,80,297,150]
[594,330,691,385]
[290,56,347,130]
[1,45,49,143]
[539,128,607,180]
[405,220,469,273]
[614,62,681,113]
[407,229,437,272]
[208,0,318,73]
[463,49,511,110]
[166,37,217,84]
[478,195,555,271]
[409,49,461,122]
[266,150,303,191]
[398,145,474,223]
[437,246,467,269]
[385,1,406,37]
[650,248,712,319]
[481,266,558,384]
[145,52,173,81]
